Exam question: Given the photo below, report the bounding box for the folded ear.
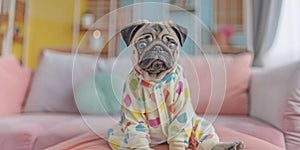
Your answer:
[121,23,145,46]
[170,23,187,46]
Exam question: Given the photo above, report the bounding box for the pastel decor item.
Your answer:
[89,30,104,51]
[75,72,123,115]
[220,25,235,39]
[0,55,31,116]
[81,12,95,29]
[214,25,234,47]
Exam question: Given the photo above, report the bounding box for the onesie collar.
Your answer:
[133,65,181,88]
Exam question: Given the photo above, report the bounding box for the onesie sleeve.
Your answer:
[120,72,151,149]
[167,69,194,150]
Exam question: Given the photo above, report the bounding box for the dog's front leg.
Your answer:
[211,141,244,150]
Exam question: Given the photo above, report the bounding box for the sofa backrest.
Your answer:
[250,62,299,129]
[23,50,252,115]
[178,53,252,115]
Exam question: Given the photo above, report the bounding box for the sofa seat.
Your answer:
[214,115,285,149]
[33,114,120,150]
[46,118,284,150]
[0,113,120,150]
[0,113,285,150]
[0,113,82,150]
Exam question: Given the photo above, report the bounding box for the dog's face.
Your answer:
[121,21,187,81]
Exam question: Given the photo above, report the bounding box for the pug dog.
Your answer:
[107,21,244,150]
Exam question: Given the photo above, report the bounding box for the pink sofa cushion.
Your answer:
[33,114,118,150]
[0,55,31,116]
[0,113,82,150]
[179,53,252,115]
[1,114,280,150]
[215,125,284,150]
[45,123,284,150]
[214,115,285,148]
[283,64,300,150]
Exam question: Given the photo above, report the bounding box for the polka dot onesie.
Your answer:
[107,65,219,150]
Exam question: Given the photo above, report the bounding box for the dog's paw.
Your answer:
[212,141,244,150]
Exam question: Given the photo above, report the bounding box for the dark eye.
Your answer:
[168,42,177,49]
[145,35,153,42]
[138,41,147,49]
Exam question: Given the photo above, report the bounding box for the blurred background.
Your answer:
[0,2,299,149]
[0,0,298,69]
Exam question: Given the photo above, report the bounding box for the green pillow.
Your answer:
[75,73,123,115]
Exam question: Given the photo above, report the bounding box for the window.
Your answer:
[86,0,111,20]
[214,0,244,32]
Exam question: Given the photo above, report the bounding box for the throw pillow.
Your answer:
[0,55,31,116]
[250,62,299,129]
[75,73,123,115]
[283,63,300,149]
[179,52,253,115]
[24,50,98,113]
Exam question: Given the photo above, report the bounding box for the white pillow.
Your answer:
[250,62,299,129]
[283,63,300,149]
[24,50,99,113]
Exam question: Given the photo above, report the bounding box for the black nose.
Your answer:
[153,45,163,52]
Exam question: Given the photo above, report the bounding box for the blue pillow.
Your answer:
[75,72,123,115]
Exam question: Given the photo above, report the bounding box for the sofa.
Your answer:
[0,50,299,150]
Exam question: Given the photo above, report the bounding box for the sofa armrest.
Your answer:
[249,64,298,130]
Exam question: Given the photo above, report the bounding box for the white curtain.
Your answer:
[250,0,283,66]
[263,0,300,68]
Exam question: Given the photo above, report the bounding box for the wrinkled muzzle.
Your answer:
[138,45,174,74]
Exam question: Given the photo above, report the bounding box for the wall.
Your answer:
[118,0,202,55]
[200,0,214,45]
[24,0,74,68]
[12,42,22,60]
[12,0,25,61]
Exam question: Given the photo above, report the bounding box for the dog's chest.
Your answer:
[127,70,187,128]
[122,66,191,143]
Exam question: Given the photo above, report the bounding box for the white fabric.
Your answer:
[263,0,300,68]
[283,65,300,150]
[250,62,299,129]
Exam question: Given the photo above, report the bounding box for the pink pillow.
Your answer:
[283,64,300,150]
[0,55,31,116]
[179,52,252,115]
